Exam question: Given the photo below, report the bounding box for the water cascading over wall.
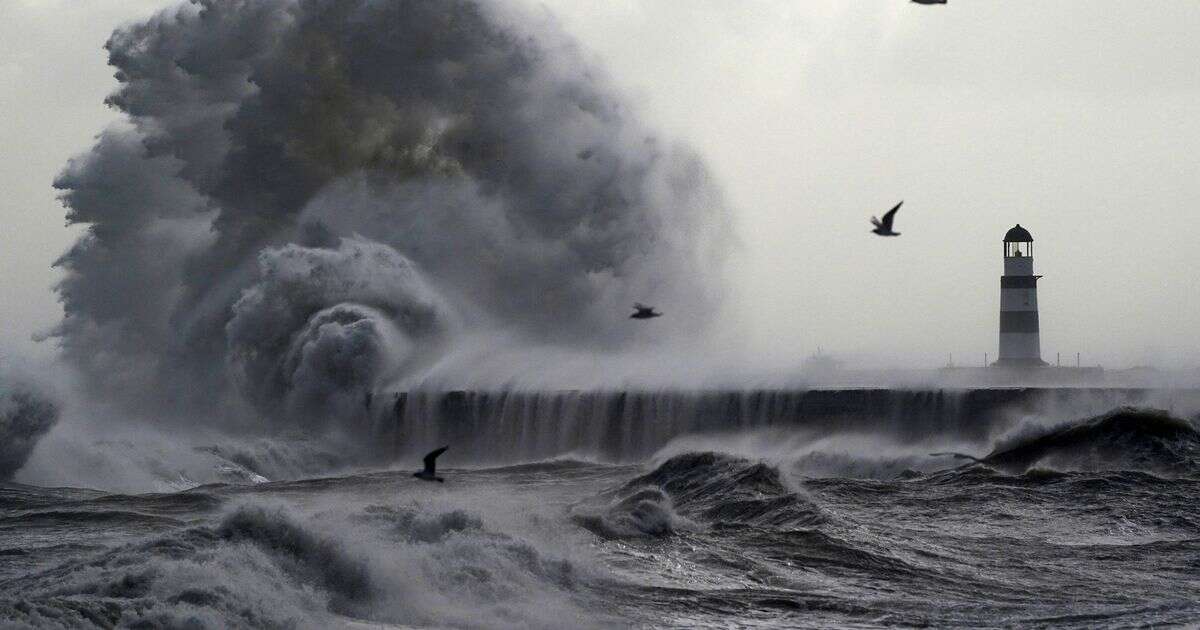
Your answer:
[371,388,1197,464]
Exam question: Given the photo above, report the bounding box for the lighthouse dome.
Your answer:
[1004,224,1033,242]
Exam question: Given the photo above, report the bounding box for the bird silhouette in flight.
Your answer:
[630,303,662,319]
[870,201,903,236]
[413,446,448,482]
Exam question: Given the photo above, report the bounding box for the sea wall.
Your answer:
[372,388,1200,464]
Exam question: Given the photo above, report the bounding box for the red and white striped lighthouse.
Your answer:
[995,224,1047,366]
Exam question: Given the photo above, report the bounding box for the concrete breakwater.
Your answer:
[371,388,1200,464]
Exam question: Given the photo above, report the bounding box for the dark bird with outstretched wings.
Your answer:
[630,303,663,319]
[871,201,903,237]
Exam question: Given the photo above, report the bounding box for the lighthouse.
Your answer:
[995,224,1046,366]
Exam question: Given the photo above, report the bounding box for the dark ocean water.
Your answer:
[3,406,1200,628]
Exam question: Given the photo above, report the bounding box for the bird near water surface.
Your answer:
[870,201,904,236]
[414,446,449,482]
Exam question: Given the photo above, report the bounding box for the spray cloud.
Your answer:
[51,0,731,434]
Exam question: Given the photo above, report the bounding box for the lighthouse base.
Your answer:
[991,358,1049,368]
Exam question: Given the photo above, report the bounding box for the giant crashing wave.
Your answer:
[49,0,730,447]
[968,408,1200,477]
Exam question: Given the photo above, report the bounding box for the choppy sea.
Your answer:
[3,397,1200,628]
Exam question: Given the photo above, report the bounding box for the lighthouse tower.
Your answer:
[995,224,1046,366]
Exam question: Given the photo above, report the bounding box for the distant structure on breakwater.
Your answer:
[985,223,1105,383]
[801,224,1113,385]
[943,223,1102,384]
[995,224,1045,366]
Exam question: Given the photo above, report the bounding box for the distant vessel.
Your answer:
[802,348,842,375]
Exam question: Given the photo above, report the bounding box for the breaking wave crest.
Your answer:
[642,405,1200,484]
[0,505,348,628]
[0,499,596,629]
[976,408,1200,476]
[572,487,689,539]
[574,452,822,540]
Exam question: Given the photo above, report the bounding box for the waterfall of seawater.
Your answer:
[366,388,1192,464]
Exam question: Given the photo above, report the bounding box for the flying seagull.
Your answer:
[413,446,448,483]
[630,303,662,319]
[870,201,903,236]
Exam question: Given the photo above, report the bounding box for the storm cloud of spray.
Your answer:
[50,0,731,432]
[0,371,59,480]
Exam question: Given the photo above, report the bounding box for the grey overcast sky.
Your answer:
[2,1,1199,369]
